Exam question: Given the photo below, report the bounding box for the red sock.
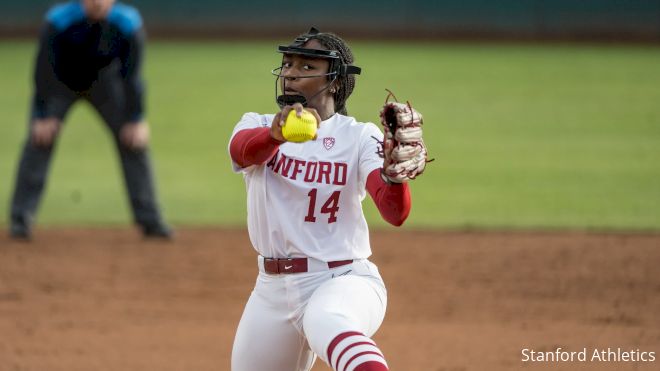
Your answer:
[353,361,389,371]
[327,331,389,371]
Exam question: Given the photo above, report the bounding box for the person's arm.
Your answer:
[116,15,149,150]
[33,24,60,118]
[31,24,65,148]
[366,168,411,226]
[120,26,145,124]
[230,127,283,168]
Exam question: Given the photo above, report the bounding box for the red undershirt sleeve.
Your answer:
[230,127,283,168]
[366,168,411,226]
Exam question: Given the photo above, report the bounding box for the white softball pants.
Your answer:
[231,257,388,371]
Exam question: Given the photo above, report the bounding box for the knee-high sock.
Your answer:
[327,331,389,371]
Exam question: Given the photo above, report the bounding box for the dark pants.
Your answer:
[10,64,165,231]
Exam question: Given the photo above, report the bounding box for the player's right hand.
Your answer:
[271,103,322,142]
[120,121,150,150]
[31,117,61,148]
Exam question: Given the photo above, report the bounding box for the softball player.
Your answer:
[228,28,427,371]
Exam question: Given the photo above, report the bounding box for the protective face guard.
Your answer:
[273,28,361,108]
[271,65,339,107]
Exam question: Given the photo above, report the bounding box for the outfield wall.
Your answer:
[1,0,659,40]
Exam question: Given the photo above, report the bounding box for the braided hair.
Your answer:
[301,31,356,115]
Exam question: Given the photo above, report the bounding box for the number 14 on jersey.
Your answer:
[305,189,341,223]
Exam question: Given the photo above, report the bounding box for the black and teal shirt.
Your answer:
[34,1,145,121]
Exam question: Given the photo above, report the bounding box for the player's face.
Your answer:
[82,0,115,21]
[280,39,335,112]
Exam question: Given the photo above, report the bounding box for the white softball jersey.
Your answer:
[229,112,384,262]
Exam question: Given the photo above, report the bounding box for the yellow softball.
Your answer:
[282,110,317,143]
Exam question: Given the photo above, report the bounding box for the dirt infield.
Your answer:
[1,228,659,371]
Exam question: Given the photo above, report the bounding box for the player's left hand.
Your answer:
[379,92,430,183]
[120,121,150,150]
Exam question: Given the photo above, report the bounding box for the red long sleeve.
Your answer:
[230,128,282,168]
[366,168,411,226]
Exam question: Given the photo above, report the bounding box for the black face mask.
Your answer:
[272,27,361,109]
[271,65,338,108]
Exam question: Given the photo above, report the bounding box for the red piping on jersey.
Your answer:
[230,127,282,168]
[366,169,411,226]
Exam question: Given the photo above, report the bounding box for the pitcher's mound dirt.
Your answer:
[1,228,659,370]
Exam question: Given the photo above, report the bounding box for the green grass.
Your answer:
[1,40,659,230]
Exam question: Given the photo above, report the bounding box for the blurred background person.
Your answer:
[8,0,172,240]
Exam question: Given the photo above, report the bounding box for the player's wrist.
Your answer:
[380,168,401,185]
[269,130,286,144]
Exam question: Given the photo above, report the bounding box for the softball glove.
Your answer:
[378,90,430,183]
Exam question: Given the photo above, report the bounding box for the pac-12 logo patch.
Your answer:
[323,137,335,150]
